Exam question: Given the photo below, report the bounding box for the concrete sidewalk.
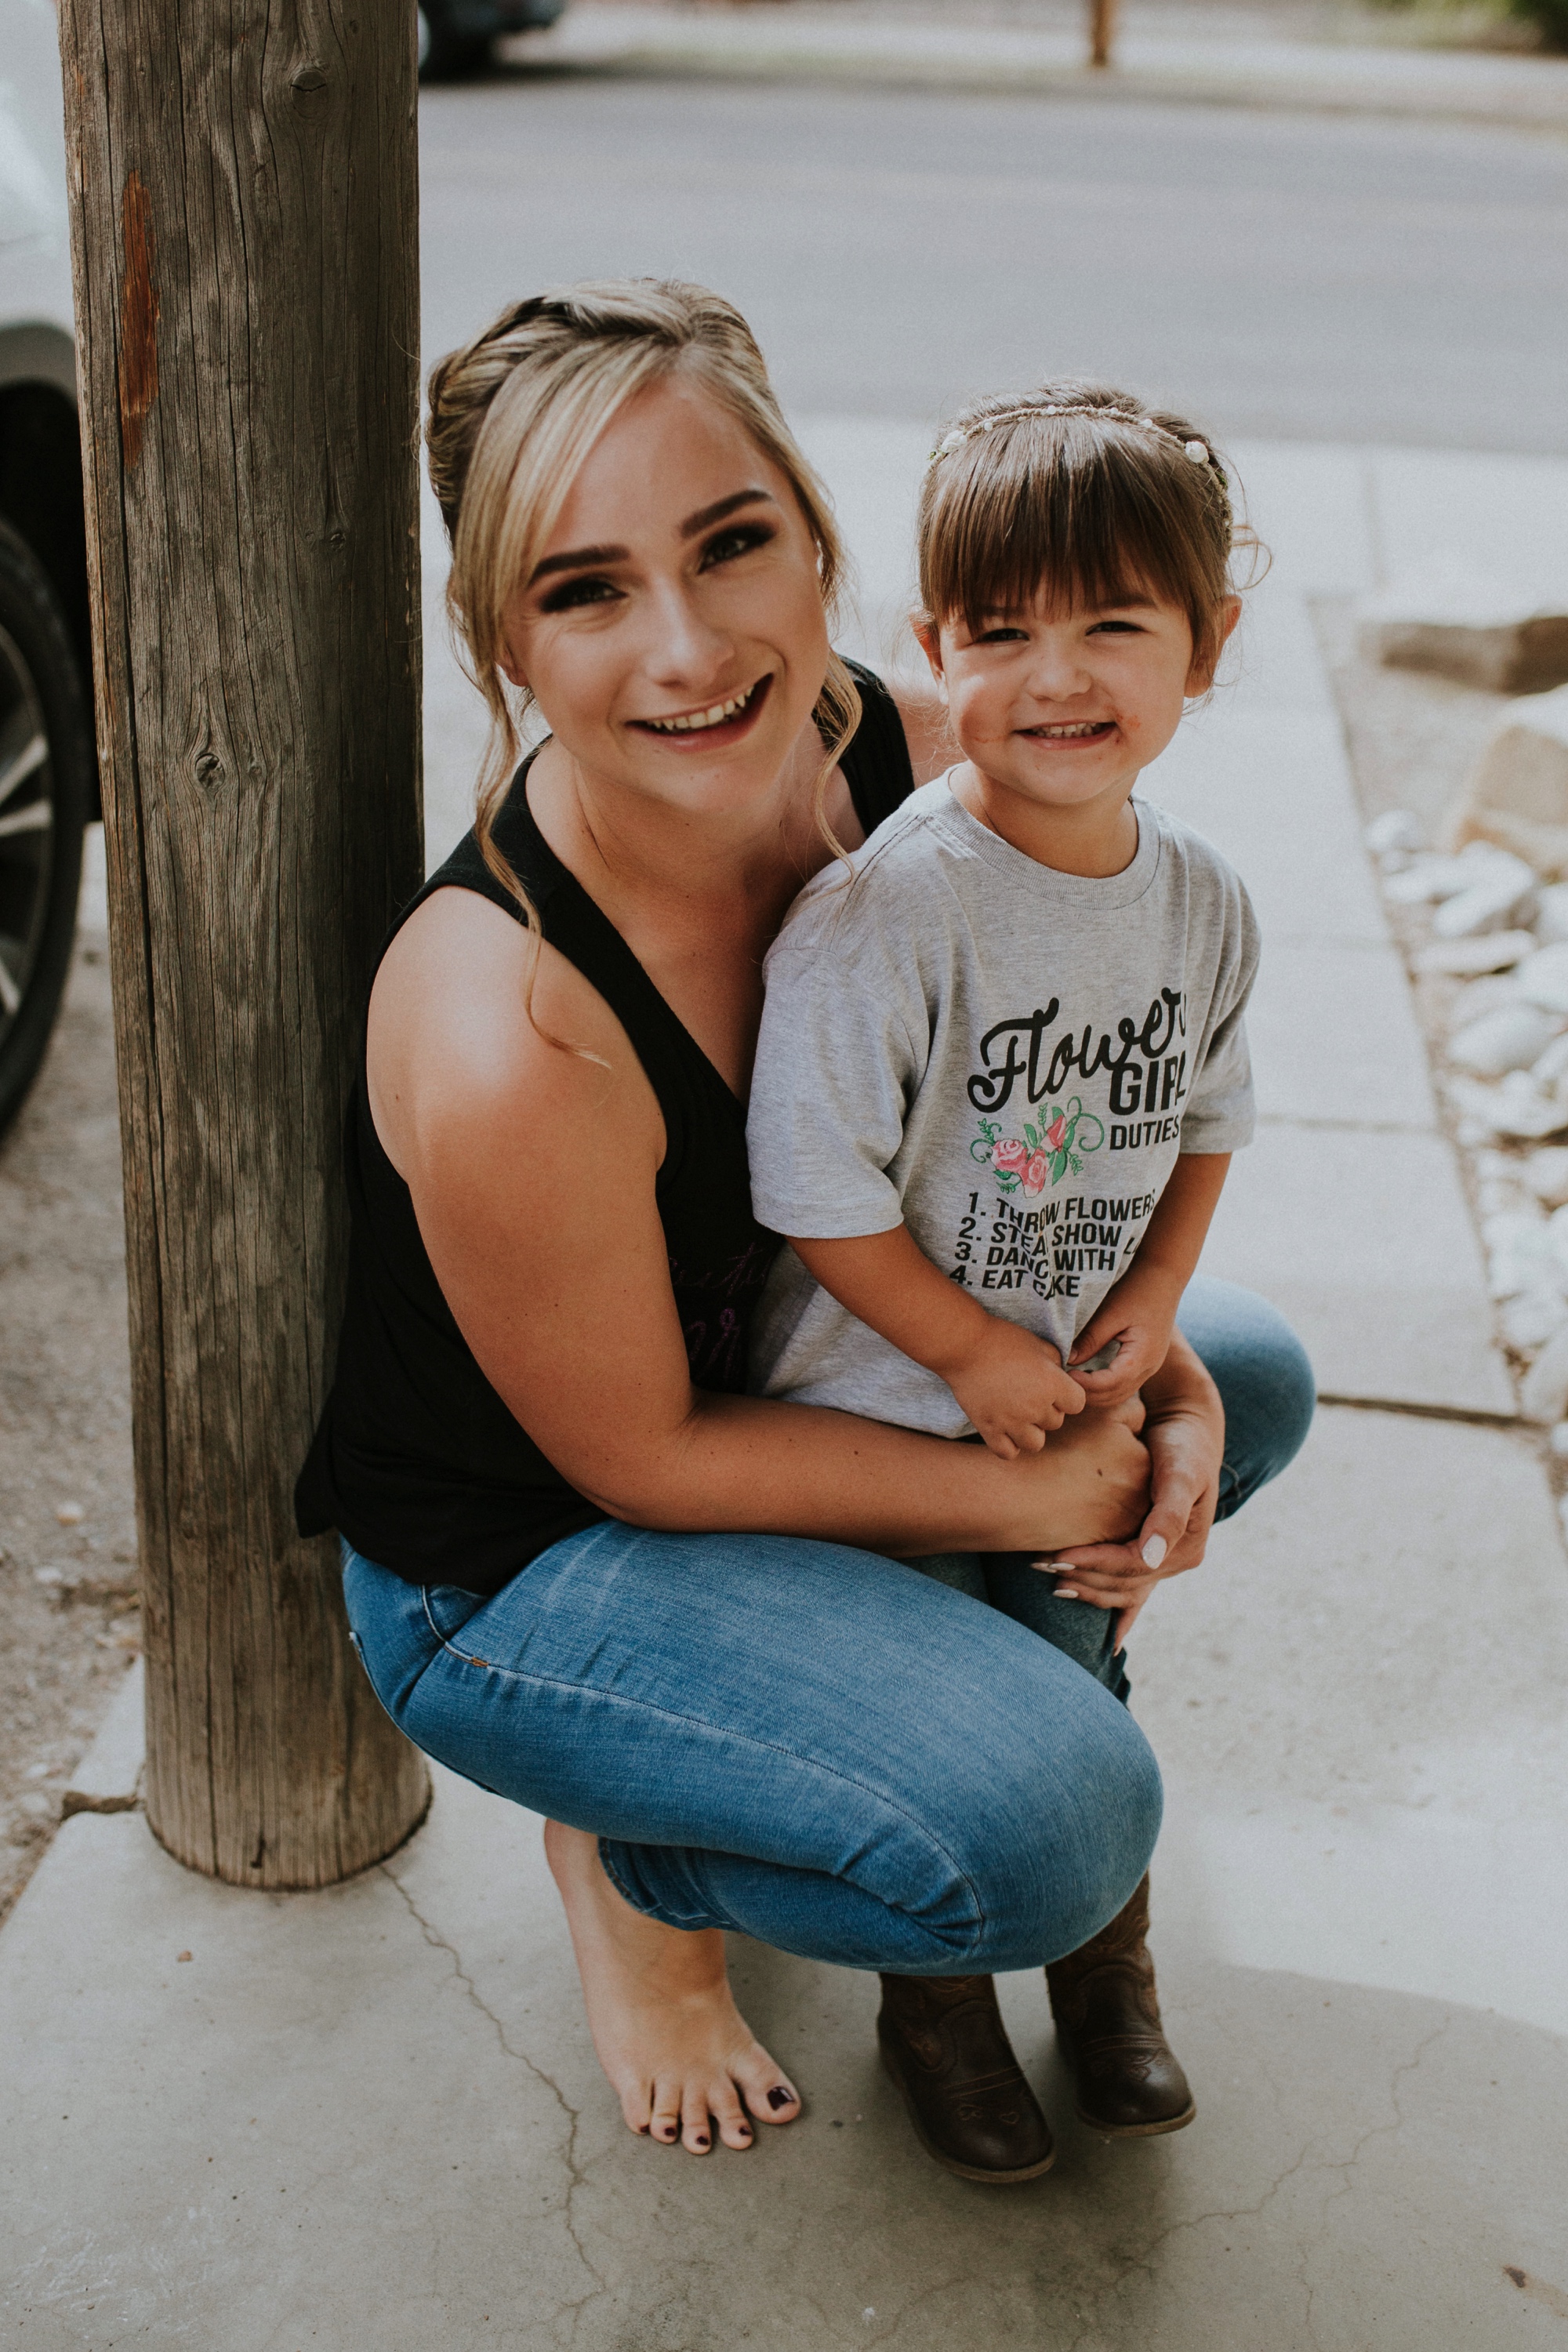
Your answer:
[6,440,1568,2349]
[513,2,1568,128]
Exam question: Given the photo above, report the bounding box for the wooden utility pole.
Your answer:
[1089,0,1119,67]
[57,1,430,1884]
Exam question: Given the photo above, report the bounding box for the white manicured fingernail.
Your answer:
[1054,1586,1080,1599]
[1141,1535,1168,1568]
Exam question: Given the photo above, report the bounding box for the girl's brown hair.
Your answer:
[425,278,861,1025]
[916,379,1260,675]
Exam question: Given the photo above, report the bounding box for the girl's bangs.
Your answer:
[924,430,1224,650]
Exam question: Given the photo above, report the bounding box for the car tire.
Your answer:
[0,516,93,1142]
[417,10,495,78]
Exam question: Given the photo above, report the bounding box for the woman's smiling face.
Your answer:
[498,375,832,818]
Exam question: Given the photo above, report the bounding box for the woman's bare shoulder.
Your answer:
[367,884,657,1182]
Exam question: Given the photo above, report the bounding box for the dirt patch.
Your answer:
[0,898,140,1925]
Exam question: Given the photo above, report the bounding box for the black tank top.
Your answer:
[295,660,915,1593]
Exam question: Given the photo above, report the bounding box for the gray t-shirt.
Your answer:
[746,775,1258,1438]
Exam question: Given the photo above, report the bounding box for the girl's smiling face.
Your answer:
[917,585,1238,822]
[498,376,832,823]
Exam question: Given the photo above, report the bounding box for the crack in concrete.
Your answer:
[1062,2135,1330,2352]
[379,1864,608,2325]
[1298,2013,1455,2347]
[872,2267,971,2343]
[1075,2015,1458,2350]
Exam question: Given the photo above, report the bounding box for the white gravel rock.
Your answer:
[1383,854,1484,906]
[1534,1034,1568,1097]
[1415,931,1537,977]
[1534,882,1568,946]
[1524,1145,1568,1207]
[1485,1210,1558,1300]
[1513,942,1568,1015]
[1447,1072,1568,1141]
[1486,1219,1560,1300]
[1364,810,1424,860]
[1447,975,1523,1032]
[1483,1207,1547,1247]
[1450,1002,1563,1077]
[1521,1319,1568,1421]
[1478,1175,1530,1217]
[1431,855,1540,940]
[1548,1422,1568,1458]
[1501,1289,1568,1352]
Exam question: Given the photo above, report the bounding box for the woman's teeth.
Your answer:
[644,685,757,733]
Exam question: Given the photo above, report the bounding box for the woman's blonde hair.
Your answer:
[916,379,1262,676]
[426,278,861,1020]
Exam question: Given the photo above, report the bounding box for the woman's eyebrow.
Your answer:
[679,488,776,539]
[528,542,629,584]
[527,491,777,586]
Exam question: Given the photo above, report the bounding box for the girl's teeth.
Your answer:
[648,688,753,733]
[1040,720,1105,738]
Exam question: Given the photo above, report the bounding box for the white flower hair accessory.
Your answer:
[927,403,1212,471]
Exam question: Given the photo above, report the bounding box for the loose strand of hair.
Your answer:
[811,650,863,878]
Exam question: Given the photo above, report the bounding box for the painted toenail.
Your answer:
[767,2087,793,2111]
[694,2135,709,2147]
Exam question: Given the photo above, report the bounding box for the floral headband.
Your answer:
[927,403,1212,471]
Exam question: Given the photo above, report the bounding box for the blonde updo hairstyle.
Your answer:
[426,279,862,1011]
[916,379,1261,678]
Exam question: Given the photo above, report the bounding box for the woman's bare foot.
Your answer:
[544,1820,802,2154]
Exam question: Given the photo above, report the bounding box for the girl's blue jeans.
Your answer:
[343,1276,1313,1977]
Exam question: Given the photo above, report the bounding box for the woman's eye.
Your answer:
[539,574,621,614]
[699,523,775,570]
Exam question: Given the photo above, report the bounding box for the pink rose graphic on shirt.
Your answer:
[973,1098,1105,1193]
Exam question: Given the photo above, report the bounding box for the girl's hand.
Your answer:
[1066,1261,1185,1410]
[1068,1158,1232,1412]
[946,1320,1087,1457]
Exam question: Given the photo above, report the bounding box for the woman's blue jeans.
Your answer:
[343,1276,1312,1978]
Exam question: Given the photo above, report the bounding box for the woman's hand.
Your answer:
[991,1394,1151,1552]
[1036,1330,1224,1649]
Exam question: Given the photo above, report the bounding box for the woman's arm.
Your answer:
[369,890,1150,1559]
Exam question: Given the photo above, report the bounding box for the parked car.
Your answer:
[0,0,96,1141]
[418,0,568,80]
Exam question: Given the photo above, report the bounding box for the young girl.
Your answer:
[745,379,1259,2147]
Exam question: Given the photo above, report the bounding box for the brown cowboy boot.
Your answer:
[877,1973,1055,2183]
[1045,1875,1196,2136]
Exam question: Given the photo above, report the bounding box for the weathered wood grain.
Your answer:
[57,0,430,1882]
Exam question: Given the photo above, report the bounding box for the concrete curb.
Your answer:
[59,1657,143,1819]
[512,7,1568,129]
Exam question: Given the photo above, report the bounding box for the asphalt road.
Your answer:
[419,74,1568,452]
